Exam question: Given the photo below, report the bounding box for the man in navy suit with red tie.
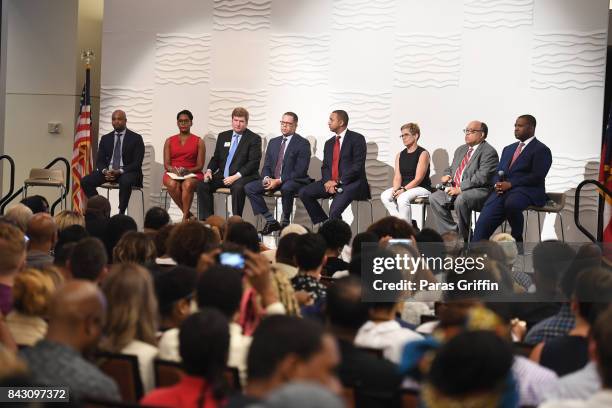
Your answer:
[81,110,144,215]
[473,114,552,242]
[245,112,311,234]
[299,110,369,226]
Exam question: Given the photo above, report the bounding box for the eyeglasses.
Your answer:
[177,119,191,124]
[280,121,295,127]
[399,133,415,138]
[463,129,483,135]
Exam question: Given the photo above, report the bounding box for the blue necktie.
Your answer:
[224,134,239,177]
[112,132,122,170]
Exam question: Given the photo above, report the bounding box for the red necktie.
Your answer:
[331,136,341,181]
[453,147,473,186]
[509,142,525,168]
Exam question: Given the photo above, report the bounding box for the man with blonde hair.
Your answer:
[198,107,262,219]
[0,222,27,315]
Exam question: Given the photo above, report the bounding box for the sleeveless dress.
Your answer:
[163,134,204,183]
[399,146,431,189]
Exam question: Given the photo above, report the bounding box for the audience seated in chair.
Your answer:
[112,231,157,265]
[69,237,108,283]
[25,213,57,269]
[318,219,351,278]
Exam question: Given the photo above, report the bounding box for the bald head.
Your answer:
[27,213,57,247]
[46,280,106,351]
[464,120,488,146]
[111,110,127,132]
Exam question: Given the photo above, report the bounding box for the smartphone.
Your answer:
[388,238,412,247]
[219,252,245,269]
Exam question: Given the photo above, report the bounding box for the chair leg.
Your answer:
[225,195,229,219]
[140,189,145,222]
[559,213,565,242]
[421,203,426,230]
[536,212,542,242]
[369,200,373,225]
[356,201,360,233]
[524,210,529,242]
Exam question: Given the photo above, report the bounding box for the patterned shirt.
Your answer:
[291,274,327,303]
[524,303,575,345]
[20,340,120,401]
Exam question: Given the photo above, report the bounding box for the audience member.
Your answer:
[141,309,229,408]
[84,195,111,241]
[366,216,416,240]
[155,265,197,332]
[144,206,170,232]
[20,195,49,214]
[4,204,33,232]
[291,233,328,315]
[257,382,344,408]
[19,280,120,401]
[491,232,531,290]
[318,219,351,277]
[25,213,57,269]
[350,231,379,259]
[225,221,260,253]
[5,269,55,346]
[54,210,85,232]
[112,231,157,264]
[167,221,219,267]
[274,233,300,280]
[104,214,137,259]
[100,263,158,392]
[54,225,89,279]
[0,223,26,315]
[69,237,108,282]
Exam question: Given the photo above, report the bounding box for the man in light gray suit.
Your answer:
[429,120,499,241]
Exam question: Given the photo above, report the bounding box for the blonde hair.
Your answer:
[0,223,26,272]
[0,346,28,380]
[112,231,157,264]
[5,204,33,232]
[54,210,85,232]
[401,122,420,137]
[100,263,158,351]
[12,268,56,316]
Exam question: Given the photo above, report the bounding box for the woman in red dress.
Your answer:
[163,110,205,221]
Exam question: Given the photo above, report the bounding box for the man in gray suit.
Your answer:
[429,120,499,241]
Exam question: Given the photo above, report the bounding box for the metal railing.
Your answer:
[0,157,70,215]
[0,155,16,213]
[574,179,611,242]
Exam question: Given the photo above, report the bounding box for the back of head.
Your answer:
[196,264,243,319]
[69,237,108,281]
[144,206,170,231]
[490,233,518,268]
[573,267,612,326]
[326,276,368,332]
[592,305,612,388]
[167,221,219,267]
[276,233,300,266]
[5,204,33,232]
[319,219,352,251]
[12,268,56,316]
[295,233,327,271]
[264,382,344,408]
[248,315,325,381]
[26,213,57,246]
[280,223,308,237]
[53,210,85,232]
[225,221,260,253]
[350,231,379,259]
[85,195,111,219]
[561,243,602,298]
[533,240,576,293]
[105,214,137,257]
[0,222,26,274]
[20,195,49,214]
[367,216,415,239]
[112,231,157,264]
[101,263,158,351]
[179,308,229,399]
[155,265,197,319]
[152,224,175,257]
[425,330,514,405]
[416,228,443,243]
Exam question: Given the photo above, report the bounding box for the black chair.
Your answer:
[95,351,144,403]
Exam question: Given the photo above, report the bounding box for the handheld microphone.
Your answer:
[335,181,344,194]
[498,170,505,182]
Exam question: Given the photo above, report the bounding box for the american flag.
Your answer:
[71,67,93,213]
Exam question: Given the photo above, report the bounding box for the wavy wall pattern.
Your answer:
[269,34,330,87]
[209,89,267,136]
[213,0,271,31]
[548,155,599,213]
[155,33,212,85]
[530,31,606,89]
[332,0,396,30]
[330,91,392,163]
[464,0,533,28]
[100,87,154,142]
[394,33,461,88]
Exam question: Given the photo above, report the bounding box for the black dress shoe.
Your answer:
[261,221,282,235]
[280,219,290,228]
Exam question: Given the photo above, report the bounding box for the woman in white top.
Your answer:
[381,123,432,226]
[100,264,159,393]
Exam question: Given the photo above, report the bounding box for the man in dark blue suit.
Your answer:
[245,112,311,234]
[81,110,144,215]
[299,110,369,226]
[473,115,552,242]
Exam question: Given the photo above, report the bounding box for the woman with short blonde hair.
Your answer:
[53,210,85,232]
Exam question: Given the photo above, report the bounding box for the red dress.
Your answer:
[163,134,204,183]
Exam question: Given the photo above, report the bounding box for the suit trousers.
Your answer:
[81,171,141,214]
[472,190,532,242]
[196,174,258,219]
[299,180,362,224]
[429,188,490,241]
[244,179,303,221]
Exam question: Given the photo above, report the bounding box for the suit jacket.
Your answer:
[207,128,262,178]
[261,133,311,184]
[95,129,145,176]
[493,137,552,206]
[444,141,499,192]
[321,129,369,198]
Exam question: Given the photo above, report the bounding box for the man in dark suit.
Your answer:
[429,120,499,241]
[81,110,144,215]
[197,107,262,219]
[245,112,311,234]
[299,110,369,226]
[473,114,552,242]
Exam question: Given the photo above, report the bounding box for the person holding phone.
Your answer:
[162,110,205,222]
[380,123,431,226]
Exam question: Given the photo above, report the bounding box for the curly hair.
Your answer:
[12,268,56,316]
